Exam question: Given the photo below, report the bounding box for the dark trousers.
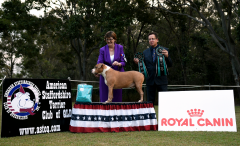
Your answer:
[146,83,167,104]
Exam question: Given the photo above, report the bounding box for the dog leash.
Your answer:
[110,65,120,71]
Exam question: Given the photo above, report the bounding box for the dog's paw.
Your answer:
[138,100,143,102]
[105,100,112,103]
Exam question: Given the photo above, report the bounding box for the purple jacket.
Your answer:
[97,43,126,71]
[97,43,126,102]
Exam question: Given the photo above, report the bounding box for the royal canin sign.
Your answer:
[161,109,233,127]
[158,90,237,132]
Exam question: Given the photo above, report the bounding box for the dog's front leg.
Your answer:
[106,85,114,103]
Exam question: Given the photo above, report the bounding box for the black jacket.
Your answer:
[143,46,172,85]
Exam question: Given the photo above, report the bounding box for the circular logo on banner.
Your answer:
[4,81,41,120]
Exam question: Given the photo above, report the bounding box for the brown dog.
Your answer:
[92,63,144,103]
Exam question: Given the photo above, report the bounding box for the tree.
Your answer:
[155,1,195,85]
[153,0,240,91]
[124,0,160,71]
[35,0,135,80]
[17,9,77,79]
[0,0,40,78]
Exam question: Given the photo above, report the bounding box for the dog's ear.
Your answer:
[97,63,103,69]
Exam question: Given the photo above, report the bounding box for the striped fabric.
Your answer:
[69,102,158,133]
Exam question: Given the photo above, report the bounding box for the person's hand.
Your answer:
[133,58,139,64]
[112,61,121,66]
[162,49,168,58]
[94,74,100,77]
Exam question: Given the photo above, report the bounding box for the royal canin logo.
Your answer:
[161,109,233,127]
[187,109,204,117]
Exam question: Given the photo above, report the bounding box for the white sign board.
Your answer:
[158,90,237,132]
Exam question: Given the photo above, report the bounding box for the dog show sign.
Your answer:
[158,90,237,132]
[1,79,72,137]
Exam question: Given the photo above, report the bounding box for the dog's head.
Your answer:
[11,92,34,112]
[91,63,105,75]
[92,63,105,75]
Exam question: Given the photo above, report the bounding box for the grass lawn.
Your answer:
[0,100,239,146]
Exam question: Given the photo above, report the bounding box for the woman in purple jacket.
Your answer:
[96,31,126,102]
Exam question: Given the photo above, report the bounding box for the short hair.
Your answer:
[148,32,158,39]
[104,31,117,41]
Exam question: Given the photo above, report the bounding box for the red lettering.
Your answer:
[197,118,205,126]
[225,118,233,126]
[161,118,167,126]
[168,118,176,126]
[213,118,221,126]
[190,118,195,126]
[175,118,183,126]
[181,118,188,126]
[205,119,213,126]
[222,118,224,126]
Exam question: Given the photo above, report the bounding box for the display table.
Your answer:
[69,102,158,133]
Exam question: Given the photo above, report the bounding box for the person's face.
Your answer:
[148,34,158,48]
[106,37,115,48]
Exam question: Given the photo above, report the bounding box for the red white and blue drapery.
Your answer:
[69,102,158,133]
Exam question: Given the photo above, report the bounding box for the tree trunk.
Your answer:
[127,26,132,57]
[77,54,83,80]
[71,39,83,80]
[82,39,86,81]
[10,54,13,78]
[230,55,240,103]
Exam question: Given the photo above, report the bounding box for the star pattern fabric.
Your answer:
[71,114,156,121]
[69,102,158,133]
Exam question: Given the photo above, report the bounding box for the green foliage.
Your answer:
[1,0,40,36]
[19,33,77,79]
[236,23,240,42]
[0,52,4,67]
[0,0,239,94]
[0,0,41,78]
